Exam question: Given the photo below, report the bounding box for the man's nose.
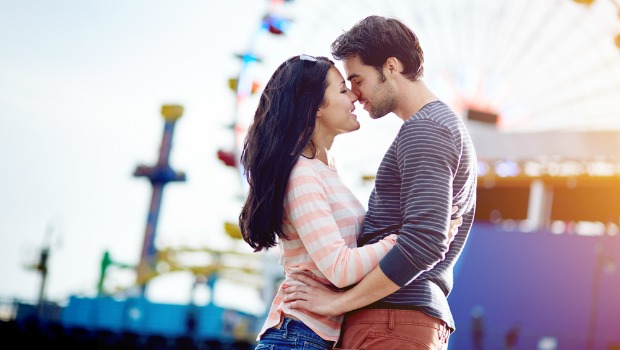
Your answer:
[348,90,359,102]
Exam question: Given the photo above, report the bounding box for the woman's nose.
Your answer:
[348,89,359,101]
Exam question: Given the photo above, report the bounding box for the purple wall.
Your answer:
[449,223,620,349]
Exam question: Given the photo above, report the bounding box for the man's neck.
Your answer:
[394,79,438,121]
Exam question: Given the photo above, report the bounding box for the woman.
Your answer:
[239,54,397,349]
[238,55,457,349]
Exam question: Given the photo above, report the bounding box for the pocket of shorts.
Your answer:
[255,344,275,350]
[302,339,331,350]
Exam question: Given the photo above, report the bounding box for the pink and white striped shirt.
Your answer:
[257,157,396,342]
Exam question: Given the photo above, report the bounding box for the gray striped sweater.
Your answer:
[359,100,477,331]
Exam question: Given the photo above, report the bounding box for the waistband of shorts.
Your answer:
[277,317,335,346]
[276,317,305,330]
[345,308,449,330]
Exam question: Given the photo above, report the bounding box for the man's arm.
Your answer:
[283,206,462,316]
[378,119,459,286]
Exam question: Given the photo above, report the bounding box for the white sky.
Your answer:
[0,0,401,316]
[1,0,619,316]
[0,0,281,314]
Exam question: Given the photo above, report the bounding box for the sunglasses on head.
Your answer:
[300,54,317,62]
[296,54,318,95]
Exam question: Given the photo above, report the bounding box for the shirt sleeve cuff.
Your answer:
[379,246,424,287]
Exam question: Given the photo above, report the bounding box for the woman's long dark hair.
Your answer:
[239,55,333,252]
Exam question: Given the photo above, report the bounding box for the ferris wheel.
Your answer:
[218,0,620,198]
[250,0,620,130]
[217,0,620,191]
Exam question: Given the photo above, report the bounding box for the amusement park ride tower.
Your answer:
[133,104,186,294]
[62,104,268,344]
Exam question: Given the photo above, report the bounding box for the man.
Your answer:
[283,15,477,349]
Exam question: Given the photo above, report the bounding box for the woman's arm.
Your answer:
[285,163,396,288]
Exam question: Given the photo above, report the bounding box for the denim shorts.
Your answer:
[255,317,335,350]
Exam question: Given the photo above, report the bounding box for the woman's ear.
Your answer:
[315,107,323,119]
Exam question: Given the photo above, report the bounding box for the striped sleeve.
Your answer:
[284,163,397,289]
[379,119,458,287]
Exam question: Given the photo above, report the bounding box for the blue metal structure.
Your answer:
[60,294,262,343]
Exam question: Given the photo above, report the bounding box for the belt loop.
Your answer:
[387,310,394,333]
[280,317,290,338]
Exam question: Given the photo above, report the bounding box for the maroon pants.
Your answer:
[335,309,451,350]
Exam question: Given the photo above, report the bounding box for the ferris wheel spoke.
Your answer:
[490,13,596,112]
[487,0,543,83]
[530,74,620,120]
[524,50,620,114]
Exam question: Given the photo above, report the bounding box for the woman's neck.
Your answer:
[303,128,338,167]
[303,140,335,168]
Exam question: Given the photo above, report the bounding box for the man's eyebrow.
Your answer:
[347,73,360,81]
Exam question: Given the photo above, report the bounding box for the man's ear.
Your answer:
[385,57,401,76]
